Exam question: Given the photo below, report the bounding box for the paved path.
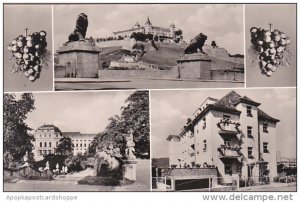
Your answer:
[4,160,150,192]
[55,78,244,90]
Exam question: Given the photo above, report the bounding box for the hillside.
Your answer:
[140,43,185,66]
[97,40,244,69]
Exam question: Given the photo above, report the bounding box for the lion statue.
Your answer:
[184,33,207,54]
[67,13,88,42]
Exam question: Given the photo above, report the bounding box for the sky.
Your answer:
[151,88,296,159]
[53,4,244,54]
[20,91,134,134]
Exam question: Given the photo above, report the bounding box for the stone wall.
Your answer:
[98,69,179,79]
[55,65,66,78]
[211,70,244,81]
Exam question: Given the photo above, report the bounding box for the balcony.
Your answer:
[218,145,242,159]
[217,119,241,135]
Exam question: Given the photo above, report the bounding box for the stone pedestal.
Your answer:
[123,160,138,181]
[177,53,212,79]
[57,41,101,78]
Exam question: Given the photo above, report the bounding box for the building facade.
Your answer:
[113,17,177,39]
[167,91,279,184]
[33,124,96,160]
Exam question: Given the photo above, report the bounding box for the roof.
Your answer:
[37,124,61,133]
[257,108,280,123]
[164,168,217,178]
[145,17,152,25]
[62,132,96,137]
[152,26,170,32]
[166,135,180,141]
[178,90,279,136]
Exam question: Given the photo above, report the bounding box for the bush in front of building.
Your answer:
[77,176,120,186]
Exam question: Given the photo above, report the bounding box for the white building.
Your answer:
[167,91,279,184]
[113,17,177,39]
[33,124,96,160]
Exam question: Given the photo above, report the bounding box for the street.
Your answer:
[55,78,244,90]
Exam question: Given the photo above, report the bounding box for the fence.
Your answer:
[152,175,297,191]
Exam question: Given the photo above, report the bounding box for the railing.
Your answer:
[218,145,242,158]
[152,175,297,191]
[217,119,240,134]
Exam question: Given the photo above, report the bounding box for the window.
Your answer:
[56,134,58,137]
[48,150,52,154]
[49,142,51,147]
[263,123,268,133]
[263,142,269,153]
[39,150,42,155]
[80,144,82,147]
[40,142,42,147]
[76,144,78,147]
[43,150,47,155]
[247,126,253,138]
[84,143,86,147]
[203,118,206,129]
[247,106,253,117]
[224,137,231,146]
[56,142,58,146]
[248,147,254,159]
[44,142,47,147]
[203,140,207,152]
[224,162,232,175]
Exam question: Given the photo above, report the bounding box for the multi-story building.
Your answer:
[167,91,279,183]
[113,17,177,39]
[33,124,96,160]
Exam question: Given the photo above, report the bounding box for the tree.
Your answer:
[89,91,150,159]
[175,29,183,37]
[121,91,150,158]
[55,137,74,156]
[3,93,35,164]
[211,40,217,48]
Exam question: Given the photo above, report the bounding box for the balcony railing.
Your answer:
[218,145,242,158]
[217,119,241,135]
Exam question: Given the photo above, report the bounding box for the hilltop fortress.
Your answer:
[113,17,178,40]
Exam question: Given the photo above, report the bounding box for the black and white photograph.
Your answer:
[53,4,245,90]
[3,91,150,191]
[151,88,296,191]
[3,4,54,92]
[245,4,296,87]
[1,2,298,199]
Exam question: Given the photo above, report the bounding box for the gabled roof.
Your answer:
[257,108,280,123]
[178,90,279,136]
[166,135,180,141]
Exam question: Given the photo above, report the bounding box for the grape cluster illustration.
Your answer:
[250,24,291,77]
[7,29,47,82]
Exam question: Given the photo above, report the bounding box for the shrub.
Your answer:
[77,176,120,186]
